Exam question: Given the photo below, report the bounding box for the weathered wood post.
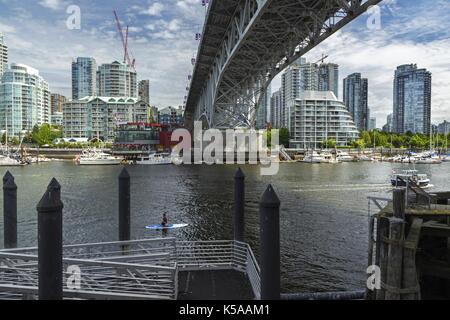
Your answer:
[119,167,131,242]
[385,189,406,300]
[3,171,17,249]
[393,188,406,220]
[375,216,390,300]
[234,168,245,242]
[259,185,280,300]
[37,178,63,300]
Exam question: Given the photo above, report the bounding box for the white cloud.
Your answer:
[38,0,64,10]
[143,3,165,16]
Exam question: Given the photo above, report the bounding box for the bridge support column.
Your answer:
[3,171,17,249]
[234,168,245,242]
[37,179,63,300]
[259,185,281,300]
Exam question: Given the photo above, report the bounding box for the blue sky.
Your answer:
[0,0,449,126]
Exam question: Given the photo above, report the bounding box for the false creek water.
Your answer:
[0,161,449,293]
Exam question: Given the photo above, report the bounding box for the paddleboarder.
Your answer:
[161,213,168,227]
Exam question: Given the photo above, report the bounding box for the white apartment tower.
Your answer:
[0,64,51,137]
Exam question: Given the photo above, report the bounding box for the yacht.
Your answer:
[390,169,430,188]
[76,149,122,165]
[442,155,450,162]
[322,152,340,164]
[336,151,355,162]
[0,154,24,166]
[359,155,373,162]
[301,151,325,163]
[134,152,173,165]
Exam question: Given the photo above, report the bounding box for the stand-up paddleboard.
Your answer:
[146,223,188,230]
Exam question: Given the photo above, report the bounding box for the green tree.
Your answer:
[360,131,372,146]
[410,134,426,149]
[31,123,63,146]
[319,138,336,149]
[279,127,289,148]
[352,139,365,149]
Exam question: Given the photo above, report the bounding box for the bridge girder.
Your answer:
[185,0,383,129]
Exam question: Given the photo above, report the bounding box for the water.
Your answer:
[0,161,449,293]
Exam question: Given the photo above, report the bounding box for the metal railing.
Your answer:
[0,238,261,300]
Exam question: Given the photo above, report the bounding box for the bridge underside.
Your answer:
[185,0,382,129]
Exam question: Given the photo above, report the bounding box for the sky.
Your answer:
[0,0,449,127]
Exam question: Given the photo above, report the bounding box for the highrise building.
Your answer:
[318,63,339,98]
[290,91,359,149]
[138,80,150,104]
[256,85,271,129]
[97,61,137,98]
[393,64,432,135]
[382,113,393,132]
[72,57,97,100]
[280,58,339,131]
[0,64,51,137]
[0,33,8,78]
[50,93,67,126]
[369,118,377,131]
[270,90,282,129]
[437,120,450,135]
[343,73,369,131]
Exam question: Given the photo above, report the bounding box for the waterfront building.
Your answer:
[280,58,339,131]
[343,73,369,131]
[0,33,7,78]
[270,90,282,129]
[318,63,339,98]
[0,64,50,137]
[62,96,147,142]
[289,91,359,149]
[158,106,184,126]
[256,85,271,129]
[393,64,432,135]
[72,57,97,100]
[97,61,137,98]
[438,120,450,135]
[138,80,150,104]
[114,122,161,151]
[50,93,67,127]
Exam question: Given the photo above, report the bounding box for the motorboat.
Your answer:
[390,169,430,188]
[336,151,355,162]
[76,149,122,165]
[322,152,340,164]
[134,152,173,165]
[301,151,325,163]
[0,154,24,166]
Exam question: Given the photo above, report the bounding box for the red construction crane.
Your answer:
[113,10,136,71]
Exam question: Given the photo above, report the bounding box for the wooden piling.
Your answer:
[376,216,390,300]
[385,217,405,300]
[402,218,423,300]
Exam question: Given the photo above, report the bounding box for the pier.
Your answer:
[368,181,450,300]
[0,169,268,300]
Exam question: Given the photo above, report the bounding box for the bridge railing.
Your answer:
[0,238,261,300]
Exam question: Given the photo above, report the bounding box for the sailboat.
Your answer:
[0,118,24,166]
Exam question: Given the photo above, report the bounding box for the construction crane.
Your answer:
[313,54,329,65]
[113,10,136,71]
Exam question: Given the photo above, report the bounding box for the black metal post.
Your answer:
[234,168,245,242]
[259,184,281,300]
[3,171,17,249]
[37,178,63,300]
[119,167,131,242]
